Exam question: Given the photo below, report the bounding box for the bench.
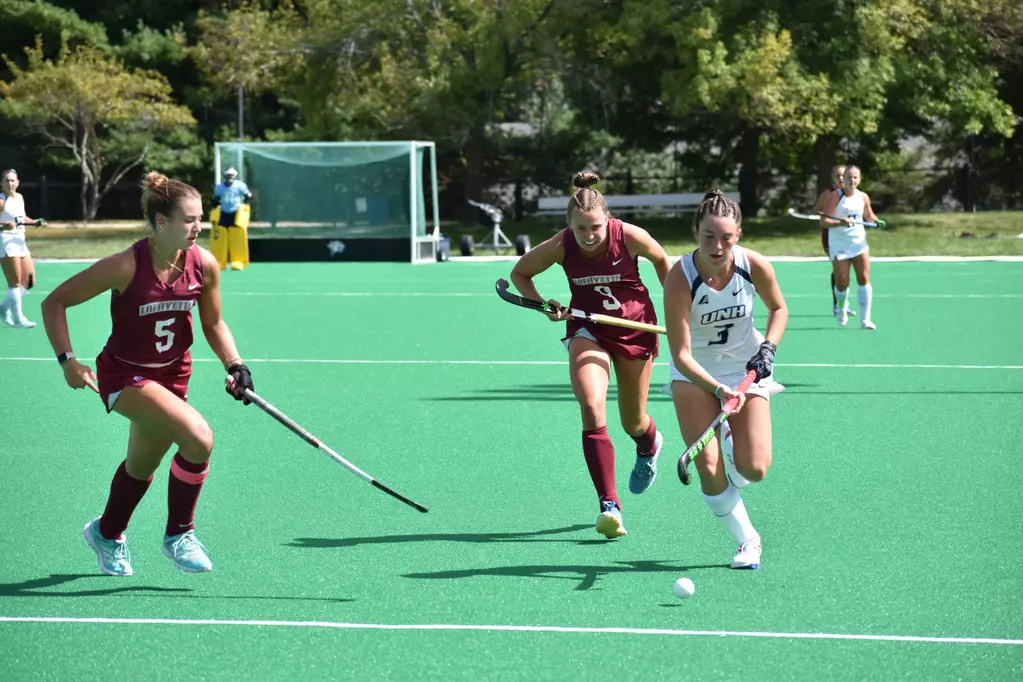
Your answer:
[535,192,740,218]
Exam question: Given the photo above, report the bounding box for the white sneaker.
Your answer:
[836,307,848,327]
[11,316,36,328]
[595,499,627,539]
[720,421,749,489]
[731,536,762,569]
[832,306,856,317]
[860,319,876,330]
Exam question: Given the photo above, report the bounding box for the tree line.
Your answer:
[1,0,1021,221]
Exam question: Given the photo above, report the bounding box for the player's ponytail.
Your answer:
[566,170,608,222]
[141,171,200,229]
[692,189,742,237]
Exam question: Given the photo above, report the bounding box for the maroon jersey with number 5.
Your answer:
[103,239,205,366]
[561,218,659,360]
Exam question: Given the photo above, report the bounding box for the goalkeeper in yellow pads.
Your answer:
[210,168,252,271]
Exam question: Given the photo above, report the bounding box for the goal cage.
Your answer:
[213,141,441,263]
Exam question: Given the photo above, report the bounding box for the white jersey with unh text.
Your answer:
[828,189,868,260]
[675,245,765,376]
[0,192,26,235]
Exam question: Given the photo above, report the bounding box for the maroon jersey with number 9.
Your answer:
[561,218,659,359]
[103,239,205,365]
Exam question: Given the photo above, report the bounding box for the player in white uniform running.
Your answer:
[0,169,45,328]
[663,190,788,570]
[821,165,882,329]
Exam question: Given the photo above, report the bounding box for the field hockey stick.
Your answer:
[676,369,757,486]
[786,207,884,229]
[495,278,667,335]
[242,389,429,513]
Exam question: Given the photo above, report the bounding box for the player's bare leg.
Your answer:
[726,396,772,485]
[568,336,624,538]
[851,252,875,329]
[84,420,174,576]
[612,353,662,494]
[672,380,761,568]
[113,383,215,572]
[20,253,35,294]
[831,258,853,327]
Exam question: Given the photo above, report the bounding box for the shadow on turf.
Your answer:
[0,574,353,603]
[289,524,607,549]
[403,560,730,591]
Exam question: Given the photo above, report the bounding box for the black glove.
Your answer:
[746,340,777,382]
[226,363,253,404]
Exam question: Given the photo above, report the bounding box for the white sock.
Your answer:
[19,284,28,296]
[834,287,849,312]
[858,283,872,321]
[7,286,24,319]
[703,484,758,545]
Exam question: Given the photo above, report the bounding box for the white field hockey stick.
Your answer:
[787,207,884,229]
[243,389,429,513]
[495,278,667,335]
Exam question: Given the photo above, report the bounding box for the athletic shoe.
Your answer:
[628,430,662,494]
[595,499,627,539]
[1,305,12,327]
[10,317,35,328]
[731,536,762,569]
[836,307,848,327]
[162,530,213,573]
[860,319,876,330]
[83,517,133,577]
[720,421,750,489]
[832,306,856,317]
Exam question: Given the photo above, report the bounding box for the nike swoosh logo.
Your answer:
[188,283,200,290]
[613,258,624,266]
[732,288,742,296]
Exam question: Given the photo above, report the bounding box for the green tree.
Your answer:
[1,37,197,219]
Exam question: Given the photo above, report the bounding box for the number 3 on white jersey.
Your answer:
[155,318,175,352]
[593,285,622,311]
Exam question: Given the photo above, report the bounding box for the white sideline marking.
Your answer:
[0,616,1019,645]
[0,357,1019,370]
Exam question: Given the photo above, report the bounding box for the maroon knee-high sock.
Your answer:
[166,453,209,537]
[631,415,657,456]
[99,461,154,540]
[582,426,618,509]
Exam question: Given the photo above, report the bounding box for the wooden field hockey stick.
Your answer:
[676,369,757,486]
[786,207,884,229]
[243,389,429,513]
[495,278,667,335]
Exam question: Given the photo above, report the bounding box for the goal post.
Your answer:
[212,141,441,263]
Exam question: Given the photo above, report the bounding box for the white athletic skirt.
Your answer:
[828,225,868,261]
[663,330,783,400]
[1,231,29,258]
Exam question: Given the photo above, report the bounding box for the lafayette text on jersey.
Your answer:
[103,239,205,366]
[561,217,659,359]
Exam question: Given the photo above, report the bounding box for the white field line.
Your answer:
[0,616,1019,645]
[0,358,1019,370]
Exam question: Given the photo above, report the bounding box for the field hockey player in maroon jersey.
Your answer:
[510,171,672,539]
[41,171,254,577]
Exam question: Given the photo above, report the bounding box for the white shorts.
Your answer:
[828,226,868,261]
[663,369,784,401]
[562,327,599,351]
[1,231,29,258]
[663,341,784,401]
